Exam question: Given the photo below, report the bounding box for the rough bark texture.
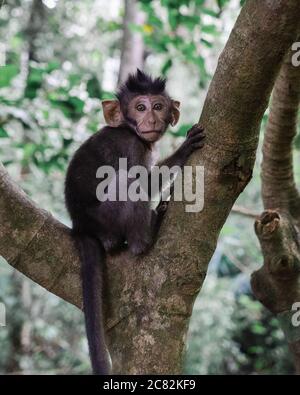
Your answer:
[1,0,300,374]
[118,0,145,85]
[252,211,300,373]
[251,47,300,374]
[262,48,300,223]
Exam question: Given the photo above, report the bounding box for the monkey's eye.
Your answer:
[153,103,163,111]
[136,104,146,111]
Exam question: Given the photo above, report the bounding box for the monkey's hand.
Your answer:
[156,124,205,175]
[178,124,205,160]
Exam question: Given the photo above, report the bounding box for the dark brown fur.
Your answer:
[65,70,205,374]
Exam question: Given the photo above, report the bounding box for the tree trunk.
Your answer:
[24,0,47,63]
[1,0,300,374]
[251,45,300,374]
[118,0,145,85]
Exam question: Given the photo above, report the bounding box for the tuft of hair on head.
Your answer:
[116,69,167,104]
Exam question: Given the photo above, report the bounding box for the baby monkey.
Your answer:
[65,69,205,374]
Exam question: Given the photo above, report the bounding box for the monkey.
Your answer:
[64,69,205,375]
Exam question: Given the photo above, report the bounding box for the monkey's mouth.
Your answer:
[139,130,162,142]
[142,130,161,134]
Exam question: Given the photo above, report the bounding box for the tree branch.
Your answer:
[251,36,300,374]
[231,204,260,219]
[262,45,300,223]
[251,210,300,373]
[1,0,300,374]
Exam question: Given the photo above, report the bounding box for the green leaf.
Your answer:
[248,346,264,355]
[68,73,81,88]
[251,323,267,335]
[201,38,213,48]
[0,96,20,106]
[202,24,218,35]
[46,61,60,73]
[63,138,73,148]
[101,91,115,100]
[170,124,193,137]
[0,126,9,138]
[24,67,45,99]
[179,15,200,31]
[23,143,37,160]
[202,8,219,18]
[217,0,230,9]
[161,58,173,76]
[0,65,19,87]
[49,96,85,120]
[87,76,102,99]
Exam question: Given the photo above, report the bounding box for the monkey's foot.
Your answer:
[128,239,152,256]
[102,236,124,253]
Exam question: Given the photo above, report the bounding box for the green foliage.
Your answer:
[0,0,295,376]
[0,262,89,374]
[0,127,9,138]
[0,65,19,87]
[169,123,193,137]
[25,68,43,99]
[185,275,294,374]
[87,75,102,99]
[138,0,240,85]
[49,96,85,120]
[0,58,110,174]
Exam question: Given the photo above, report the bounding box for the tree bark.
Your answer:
[252,210,300,373]
[118,0,145,85]
[1,0,300,374]
[261,46,300,223]
[24,0,47,63]
[251,46,300,374]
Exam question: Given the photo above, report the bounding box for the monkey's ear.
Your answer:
[170,100,180,126]
[102,100,124,127]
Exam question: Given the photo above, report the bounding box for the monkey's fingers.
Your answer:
[187,125,203,137]
[191,141,205,150]
[187,133,206,145]
[187,124,205,137]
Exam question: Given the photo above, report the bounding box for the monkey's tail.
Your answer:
[75,234,111,375]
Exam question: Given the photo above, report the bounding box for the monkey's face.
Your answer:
[127,95,180,143]
[102,94,180,143]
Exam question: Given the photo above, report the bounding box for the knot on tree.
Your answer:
[221,154,253,194]
[251,209,300,314]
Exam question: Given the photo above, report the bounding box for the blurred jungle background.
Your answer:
[0,0,299,374]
